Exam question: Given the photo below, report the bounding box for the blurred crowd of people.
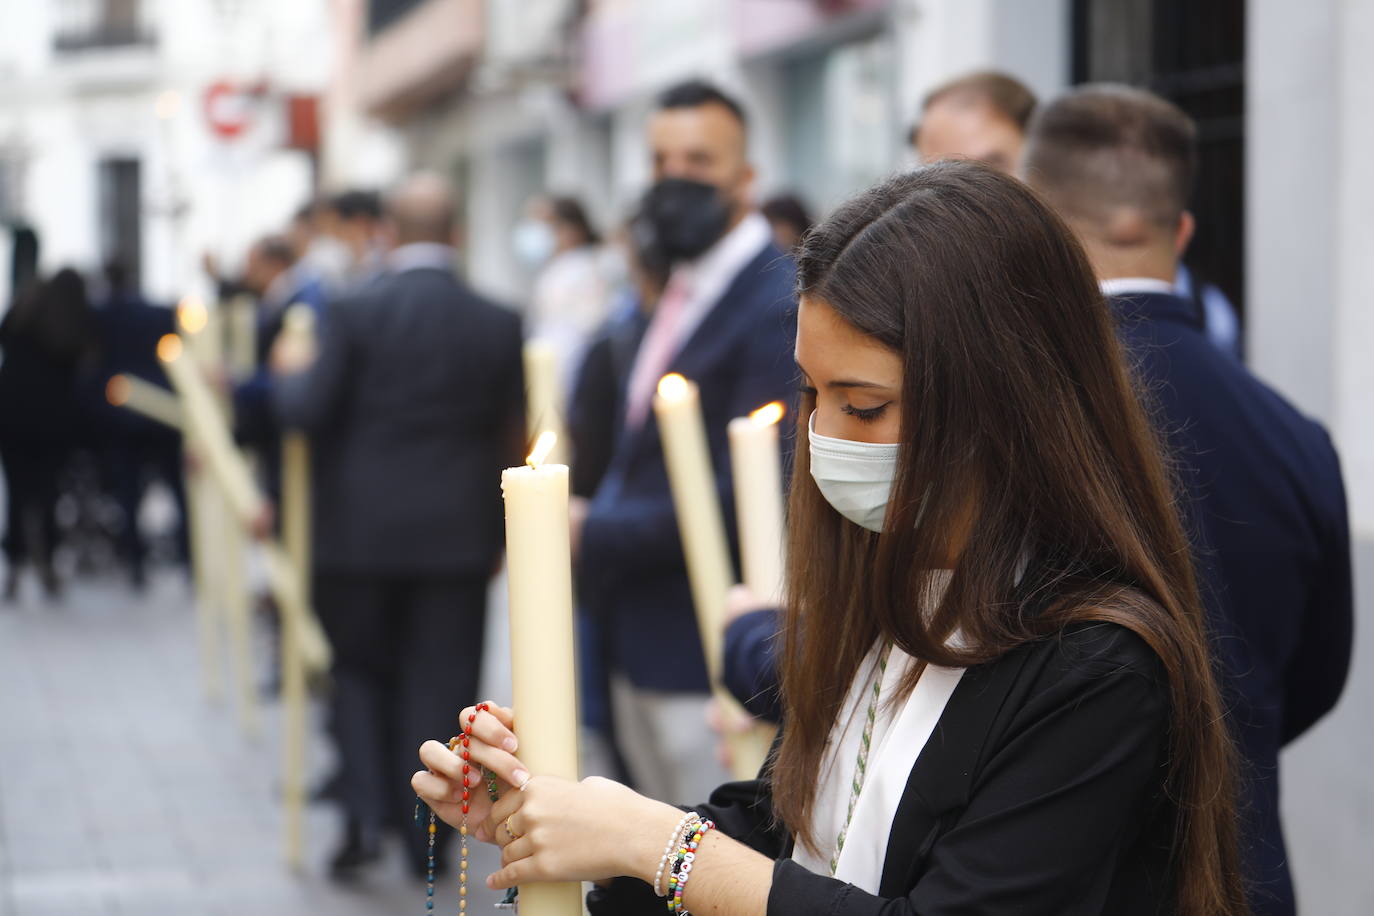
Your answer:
[0,67,1351,916]
[0,239,185,598]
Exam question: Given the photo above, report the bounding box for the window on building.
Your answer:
[53,0,156,52]
[368,0,428,36]
[1072,0,1246,324]
[783,32,897,214]
[99,158,142,290]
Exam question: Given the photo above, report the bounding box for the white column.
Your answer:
[1247,0,1374,538]
[1252,5,1374,914]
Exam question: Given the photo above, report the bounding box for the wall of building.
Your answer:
[376,0,1068,310]
[0,0,335,305]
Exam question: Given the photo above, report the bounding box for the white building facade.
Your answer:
[0,0,337,306]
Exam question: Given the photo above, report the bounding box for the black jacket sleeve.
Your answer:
[587,776,786,914]
[766,626,1170,916]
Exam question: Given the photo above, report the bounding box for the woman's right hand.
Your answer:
[412,702,530,843]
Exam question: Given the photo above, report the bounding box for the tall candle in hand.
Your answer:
[500,431,581,916]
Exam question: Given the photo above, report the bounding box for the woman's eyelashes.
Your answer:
[840,401,891,423]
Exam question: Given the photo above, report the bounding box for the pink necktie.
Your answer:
[625,273,692,428]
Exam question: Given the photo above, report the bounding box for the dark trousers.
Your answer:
[0,442,64,567]
[314,571,488,862]
[103,440,188,582]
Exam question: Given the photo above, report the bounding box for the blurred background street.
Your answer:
[0,558,515,915]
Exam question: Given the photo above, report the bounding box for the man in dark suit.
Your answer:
[234,235,326,502]
[1023,85,1352,916]
[89,259,185,587]
[273,172,525,878]
[573,80,797,805]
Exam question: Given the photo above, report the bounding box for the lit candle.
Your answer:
[653,374,773,779]
[105,373,183,430]
[227,293,258,379]
[157,334,263,524]
[178,295,219,369]
[277,304,315,871]
[522,340,568,465]
[160,332,261,736]
[727,402,787,605]
[159,334,331,741]
[500,431,581,916]
[172,301,230,706]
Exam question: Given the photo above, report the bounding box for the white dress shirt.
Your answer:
[387,242,458,274]
[1099,276,1178,298]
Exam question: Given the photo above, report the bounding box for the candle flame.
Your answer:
[657,373,690,402]
[157,334,184,363]
[177,296,208,334]
[526,431,558,469]
[105,375,130,406]
[749,401,785,427]
[155,89,181,120]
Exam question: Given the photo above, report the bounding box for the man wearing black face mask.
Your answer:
[573,79,797,805]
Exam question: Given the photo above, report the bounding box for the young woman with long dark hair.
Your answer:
[414,161,1247,915]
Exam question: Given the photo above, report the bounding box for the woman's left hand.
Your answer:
[482,775,685,890]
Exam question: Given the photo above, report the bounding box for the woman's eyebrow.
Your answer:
[827,378,888,391]
[794,359,888,391]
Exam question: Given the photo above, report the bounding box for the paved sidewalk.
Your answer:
[0,570,513,916]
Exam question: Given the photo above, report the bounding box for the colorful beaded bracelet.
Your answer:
[654,812,702,897]
[666,819,715,915]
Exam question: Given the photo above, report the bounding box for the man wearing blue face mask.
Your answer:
[574,79,797,805]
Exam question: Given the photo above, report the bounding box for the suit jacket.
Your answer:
[567,301,648,499]
[87,293,179,446]
[274,264,524,577]
[1111,291,1351,916]
[234,275,327,461]
[578,243,797,692]
[589,621,1176,915]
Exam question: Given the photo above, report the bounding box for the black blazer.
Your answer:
[577,243,797,693]
[274,264,524,577]
[589,621,1176,915]
[1112,292,1351,915]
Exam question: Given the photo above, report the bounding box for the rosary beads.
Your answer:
[418,702,489,913]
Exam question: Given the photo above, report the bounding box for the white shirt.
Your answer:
[1099,276,1178,298]
[388,242,458,274]
[623,211,772,398]
[793,572,966,892]
[530,245,612,392]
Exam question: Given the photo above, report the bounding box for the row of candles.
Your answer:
[109,299,791,914]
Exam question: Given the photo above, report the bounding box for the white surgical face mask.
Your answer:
[808,410,900,532]
[512,218,556,267]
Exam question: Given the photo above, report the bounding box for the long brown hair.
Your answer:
[773,162,1245,914]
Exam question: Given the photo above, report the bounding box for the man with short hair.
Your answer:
[575,79,797,804]
[274,172,525,879]
[325,189,386,285]
[1023,84,1352,916]
[910,70,1038,173]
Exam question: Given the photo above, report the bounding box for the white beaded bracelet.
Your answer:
[654,812,701,897]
